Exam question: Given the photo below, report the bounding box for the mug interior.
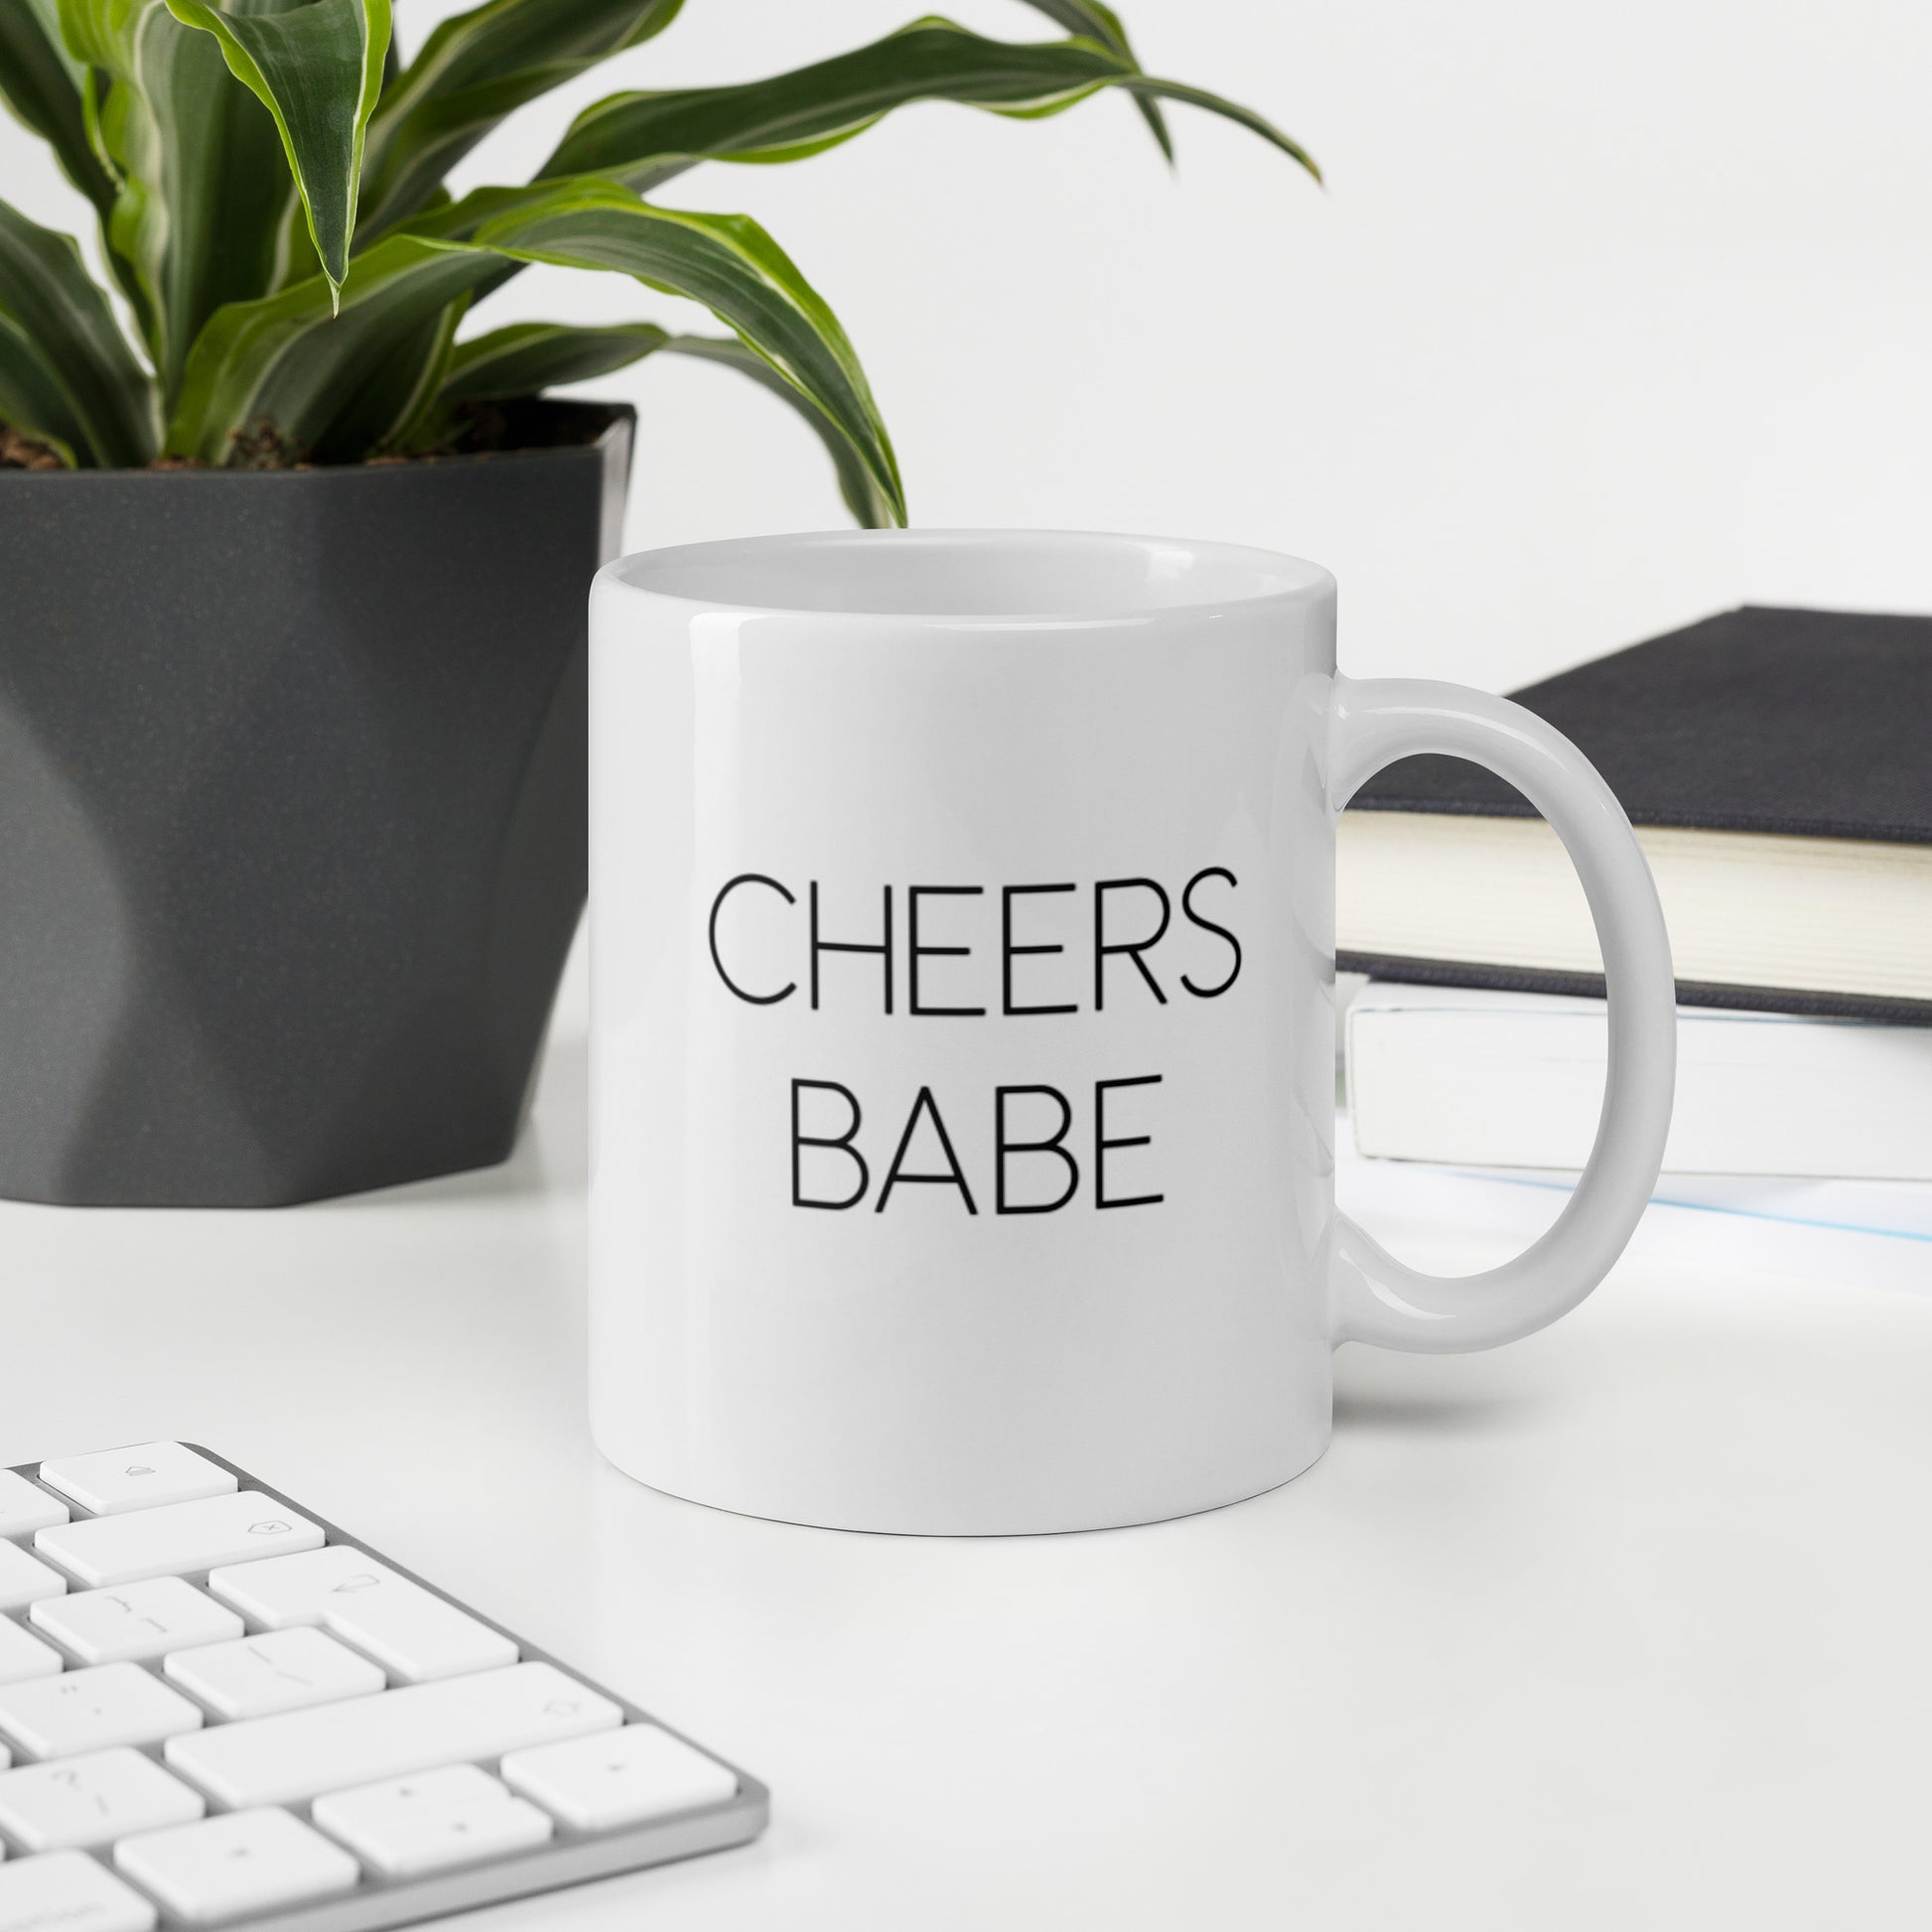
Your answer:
[605,530,1331,621]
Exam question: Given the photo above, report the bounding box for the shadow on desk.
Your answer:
[1332,1335,1550,1438]
[1331,1388,1538,1437]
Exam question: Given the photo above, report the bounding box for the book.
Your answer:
[1337,605,1932,1022]
[1344,981,1932,1179]
[1334,1098,1932,1299]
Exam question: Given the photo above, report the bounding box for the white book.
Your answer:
[1345,982,1932,1179]
[1337,809,1932,1012]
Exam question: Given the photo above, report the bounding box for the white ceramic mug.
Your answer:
[589,532,1675,1534]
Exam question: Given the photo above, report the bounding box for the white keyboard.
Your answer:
[0,1446,764,1929]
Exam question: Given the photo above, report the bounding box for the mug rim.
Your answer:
[597,528,1335,627]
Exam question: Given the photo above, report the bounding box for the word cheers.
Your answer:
[709,871,1242,1015]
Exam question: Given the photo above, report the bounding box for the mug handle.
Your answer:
[1326,675,1677,1351]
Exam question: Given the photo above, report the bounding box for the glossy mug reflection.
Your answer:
[589,532,1675,1534]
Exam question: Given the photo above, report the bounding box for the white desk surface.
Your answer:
[5,951,1930,1931]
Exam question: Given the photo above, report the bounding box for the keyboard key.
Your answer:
[0,1620,62,1687]
[341,1793,553,1879]
[31,1580,242,1666]
[0,1850,156,1932]
[163,1626,385,1722]
[311,1761,501,1831]
[313,1767,553,1877]
[502,1724,739,1832]
[209,1547,517,1684]
[0,1546,66,1615]
[0,1663,204,1761]
[165,1661,621,1808]
[0,1474,67,1540]
[0,1746,205,1852]
[35,1494,322,1589]
[114,1808,358,1925]
[38,1446,235,1518]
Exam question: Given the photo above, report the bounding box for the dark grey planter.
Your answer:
[0,401,631,1206]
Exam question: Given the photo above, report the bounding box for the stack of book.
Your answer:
[1338,605,1932,1179]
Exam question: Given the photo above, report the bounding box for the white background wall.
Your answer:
[7,0,1931,692]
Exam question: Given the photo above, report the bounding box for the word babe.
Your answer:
[707,869,1245,1216]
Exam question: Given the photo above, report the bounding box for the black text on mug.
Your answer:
[707,870,1243,1216]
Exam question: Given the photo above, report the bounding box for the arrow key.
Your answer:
[313,1767,553,1877]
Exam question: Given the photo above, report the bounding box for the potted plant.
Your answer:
[0,0,1314,1206]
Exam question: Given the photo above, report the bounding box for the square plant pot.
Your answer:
[0,401,631,1206]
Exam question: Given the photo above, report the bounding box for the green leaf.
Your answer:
[538,16,1316,191]
[1115,75,1318,182]
[0,199,158,466]
[169,180,903,524]
[1015,0,1171,159]
[0,0,117,211]
[59,0,317,397]
[0,314,84,465]
[657,333,897,528]
[433,323,899,525]
[439,319,669,402]
[165,231,493,462]
[461,181,902,518]
[163,0,391,301]
[343,294,466,459]
[358,0,682,237]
